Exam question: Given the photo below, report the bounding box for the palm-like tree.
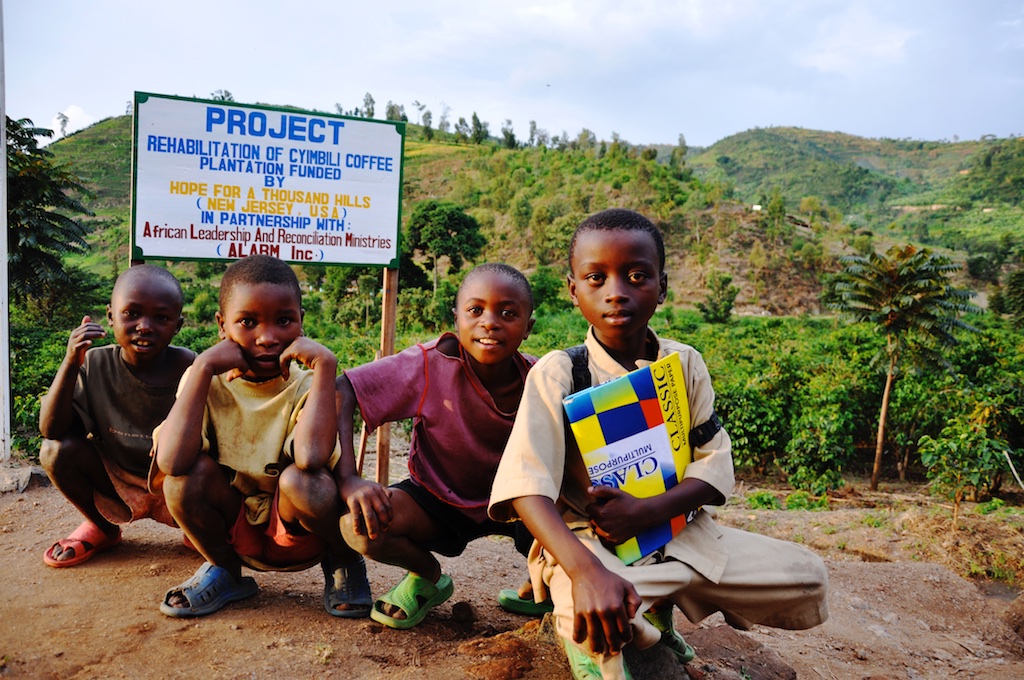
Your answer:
[6,117,93,302]
[829,244,978,490]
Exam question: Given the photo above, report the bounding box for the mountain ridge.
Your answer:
[44,114,1016,316]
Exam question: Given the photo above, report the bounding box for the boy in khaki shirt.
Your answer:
[489,209,828,679]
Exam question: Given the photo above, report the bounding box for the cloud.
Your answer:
[797,4,917,76]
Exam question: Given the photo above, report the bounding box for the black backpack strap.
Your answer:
[562,345,591,488]
[564,345,590,395]
[690,411,723,448]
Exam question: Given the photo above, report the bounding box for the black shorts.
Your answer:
[393,478,533,557]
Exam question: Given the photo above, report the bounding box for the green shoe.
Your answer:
[643,606,696,663]
[560,638,633,680]
[497,588,554,616]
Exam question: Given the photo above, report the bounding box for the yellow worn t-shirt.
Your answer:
[168,365,341,525]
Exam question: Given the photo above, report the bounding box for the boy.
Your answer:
[153,255,371,618]
[337,263,537,629]
[39,264,195,567]
[489,209,829,679]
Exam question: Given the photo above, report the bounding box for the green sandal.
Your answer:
[497,588,554,616]
[561,638,633,680]
[370,572,453,629]
[643,606,695,663]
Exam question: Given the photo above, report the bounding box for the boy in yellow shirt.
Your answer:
[153,255,370,618]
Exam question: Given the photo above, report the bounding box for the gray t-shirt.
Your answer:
[72,345,186,477]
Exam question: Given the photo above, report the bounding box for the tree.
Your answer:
[799,196,822,220]
[829,244,979,490]
[384,101,406,122]
[470,113,489,144]
[1005,269,1024,328]
[406,200,485,292]
[437,102,451,134]
[362,92,375,119]
[56,112,69,138]
[411,100,425,124]
[763,188,788,245]
[575,128,596,151]
[422,110,434,141]
[670,133,687,171]
[6,117,94,303]
[500,119,517,149]
[210,89,234,102]
[697,271,740,323]
[454,117,470,144]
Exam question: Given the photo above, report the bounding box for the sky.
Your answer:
[5,1,1024,149]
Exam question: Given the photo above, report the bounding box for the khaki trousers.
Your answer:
[531,524,829,679]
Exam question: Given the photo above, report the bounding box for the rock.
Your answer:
[0,465,35,494]
[452,600,477,623]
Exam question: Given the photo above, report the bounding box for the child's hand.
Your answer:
[65,316,106,366]
[340,477,393,540]
[571,565,641,656]
[586,485,654,545]
[197,339,251,381]
[279,336,336,380]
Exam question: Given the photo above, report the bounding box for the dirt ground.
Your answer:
[2,466,1024,680]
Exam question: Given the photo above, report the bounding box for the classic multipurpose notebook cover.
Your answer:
[562,352,697,564]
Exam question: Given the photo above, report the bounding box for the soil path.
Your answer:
[2,477,1023,679]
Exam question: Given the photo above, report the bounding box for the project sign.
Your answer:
[131,92,404,266]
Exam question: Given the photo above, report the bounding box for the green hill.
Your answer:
[49,115,133,216]
[44,116,1020,316]
[687,126,986,212]
[685,126,1022,261]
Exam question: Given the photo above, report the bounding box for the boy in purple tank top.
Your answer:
[336,263,537,629]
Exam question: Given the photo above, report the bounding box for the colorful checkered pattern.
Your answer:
[563,353,692,564]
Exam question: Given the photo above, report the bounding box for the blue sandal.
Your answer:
[159,562,259,618]
[322,556,372,618]
[370,572,453,629]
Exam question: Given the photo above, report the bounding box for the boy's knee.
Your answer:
[39,436,87,474]
[38,438,61,473]
[278,465,334,504]
[277,464,309,497]
[798,545,829,591]
[162,454,220,505]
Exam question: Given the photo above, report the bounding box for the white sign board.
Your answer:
[132,92,403,266]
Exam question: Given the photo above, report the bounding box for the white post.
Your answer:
[0,0,11,462]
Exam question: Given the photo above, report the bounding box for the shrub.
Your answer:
[190,289,218,324]
[529,265,568,316]
[696,270,739,324]
[920,393,1015,512]
[781,373,858,494]
[784,490,829,511]
[745,491,781,510]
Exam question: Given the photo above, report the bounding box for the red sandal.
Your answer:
[43,521,122,568]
